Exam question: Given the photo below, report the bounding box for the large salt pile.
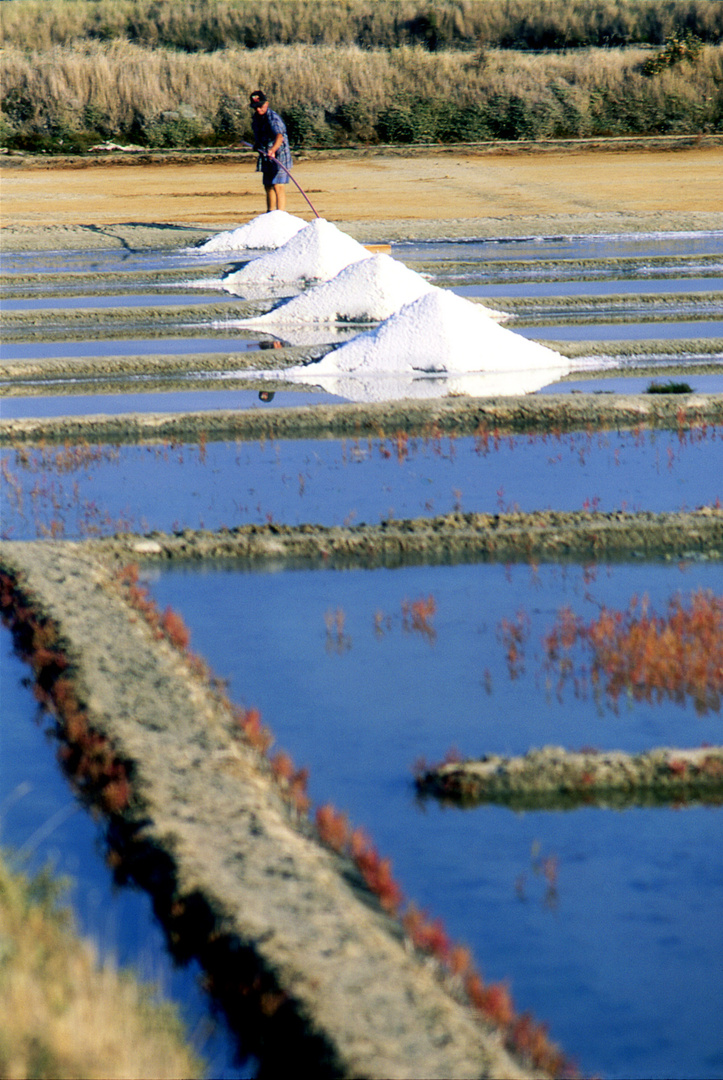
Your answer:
[291,288,565,380]
[239,253,437,326]
[222,218,371,288]
[196,211,308,253]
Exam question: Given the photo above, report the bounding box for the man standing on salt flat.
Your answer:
[250,90,293,213]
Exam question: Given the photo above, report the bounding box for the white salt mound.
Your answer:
[242,253,438,325]
[197,211,308,253]
[302,288,564,377]
[222,218,371,286]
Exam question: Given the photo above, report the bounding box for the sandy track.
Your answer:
[2,141,723,247]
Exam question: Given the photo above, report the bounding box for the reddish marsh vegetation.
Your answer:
[314,798,575,1077]
[544,588,723,714]
[0,571,132,814]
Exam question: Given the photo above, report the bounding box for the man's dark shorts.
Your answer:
[261,159,289,186]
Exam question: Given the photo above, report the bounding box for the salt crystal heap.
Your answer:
[223,218,371,288]
[196,211,308,253]
[297,288,565,379]
[240,253,437,326]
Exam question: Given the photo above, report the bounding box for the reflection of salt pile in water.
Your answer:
[196,211,308,253]
[280,288,574,402]
[239,253,437,325]
[223,218,370,289]
[283,366,577,404]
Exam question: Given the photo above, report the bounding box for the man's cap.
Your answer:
[250,91,267,106]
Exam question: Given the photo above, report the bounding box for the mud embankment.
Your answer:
[415,745,723,811]
[0,539,539,1080]
[3,392,723,446]
[80,506,723,567]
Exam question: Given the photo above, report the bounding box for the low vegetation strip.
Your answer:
[414,745,723,810]
[0,539,540,1080]
[2,392,723,446]
[73,507,723,567]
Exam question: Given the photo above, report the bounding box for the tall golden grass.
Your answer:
[0,851,204,1080]
[1,0,722,52]
[1,39,721,149]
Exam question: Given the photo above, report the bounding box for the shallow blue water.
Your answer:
[0,388,347,418]
[146,557,723,1080]
[516,321,723,342]
[394,232,723,263]
[2,292,228,311]
[454,278,723,298]
[0,337,259,361]
[2,427,721,539]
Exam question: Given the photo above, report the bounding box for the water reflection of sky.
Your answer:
[453,277,723,298]
[394,231,723,262]
[2,427,721,540]
[147,558,723,1080]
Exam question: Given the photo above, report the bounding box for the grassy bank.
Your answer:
[0,850,204,1080]
[2,0,722,52]
[2,38,721,152]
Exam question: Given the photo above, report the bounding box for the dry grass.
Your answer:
[1,0,722,52]
[1,38,721,149]
[0,850,204,1080]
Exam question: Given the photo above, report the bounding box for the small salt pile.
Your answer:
[240,253,437,326]
[222,218,371,288]
[293,288,565,379]
[196,211,308,253]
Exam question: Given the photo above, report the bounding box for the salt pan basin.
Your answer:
[222,218,371,290]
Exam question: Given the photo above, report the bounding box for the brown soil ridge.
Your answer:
[2,392,723,446]
[0,538,537,1080]
[416,745,723,811]
[82,507,723,566]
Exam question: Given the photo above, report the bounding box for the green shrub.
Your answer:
[140,105,211,148]
[284,103,335,148]
[642,32,704,75]
[212,94,252,145]
[646,380,694,394]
